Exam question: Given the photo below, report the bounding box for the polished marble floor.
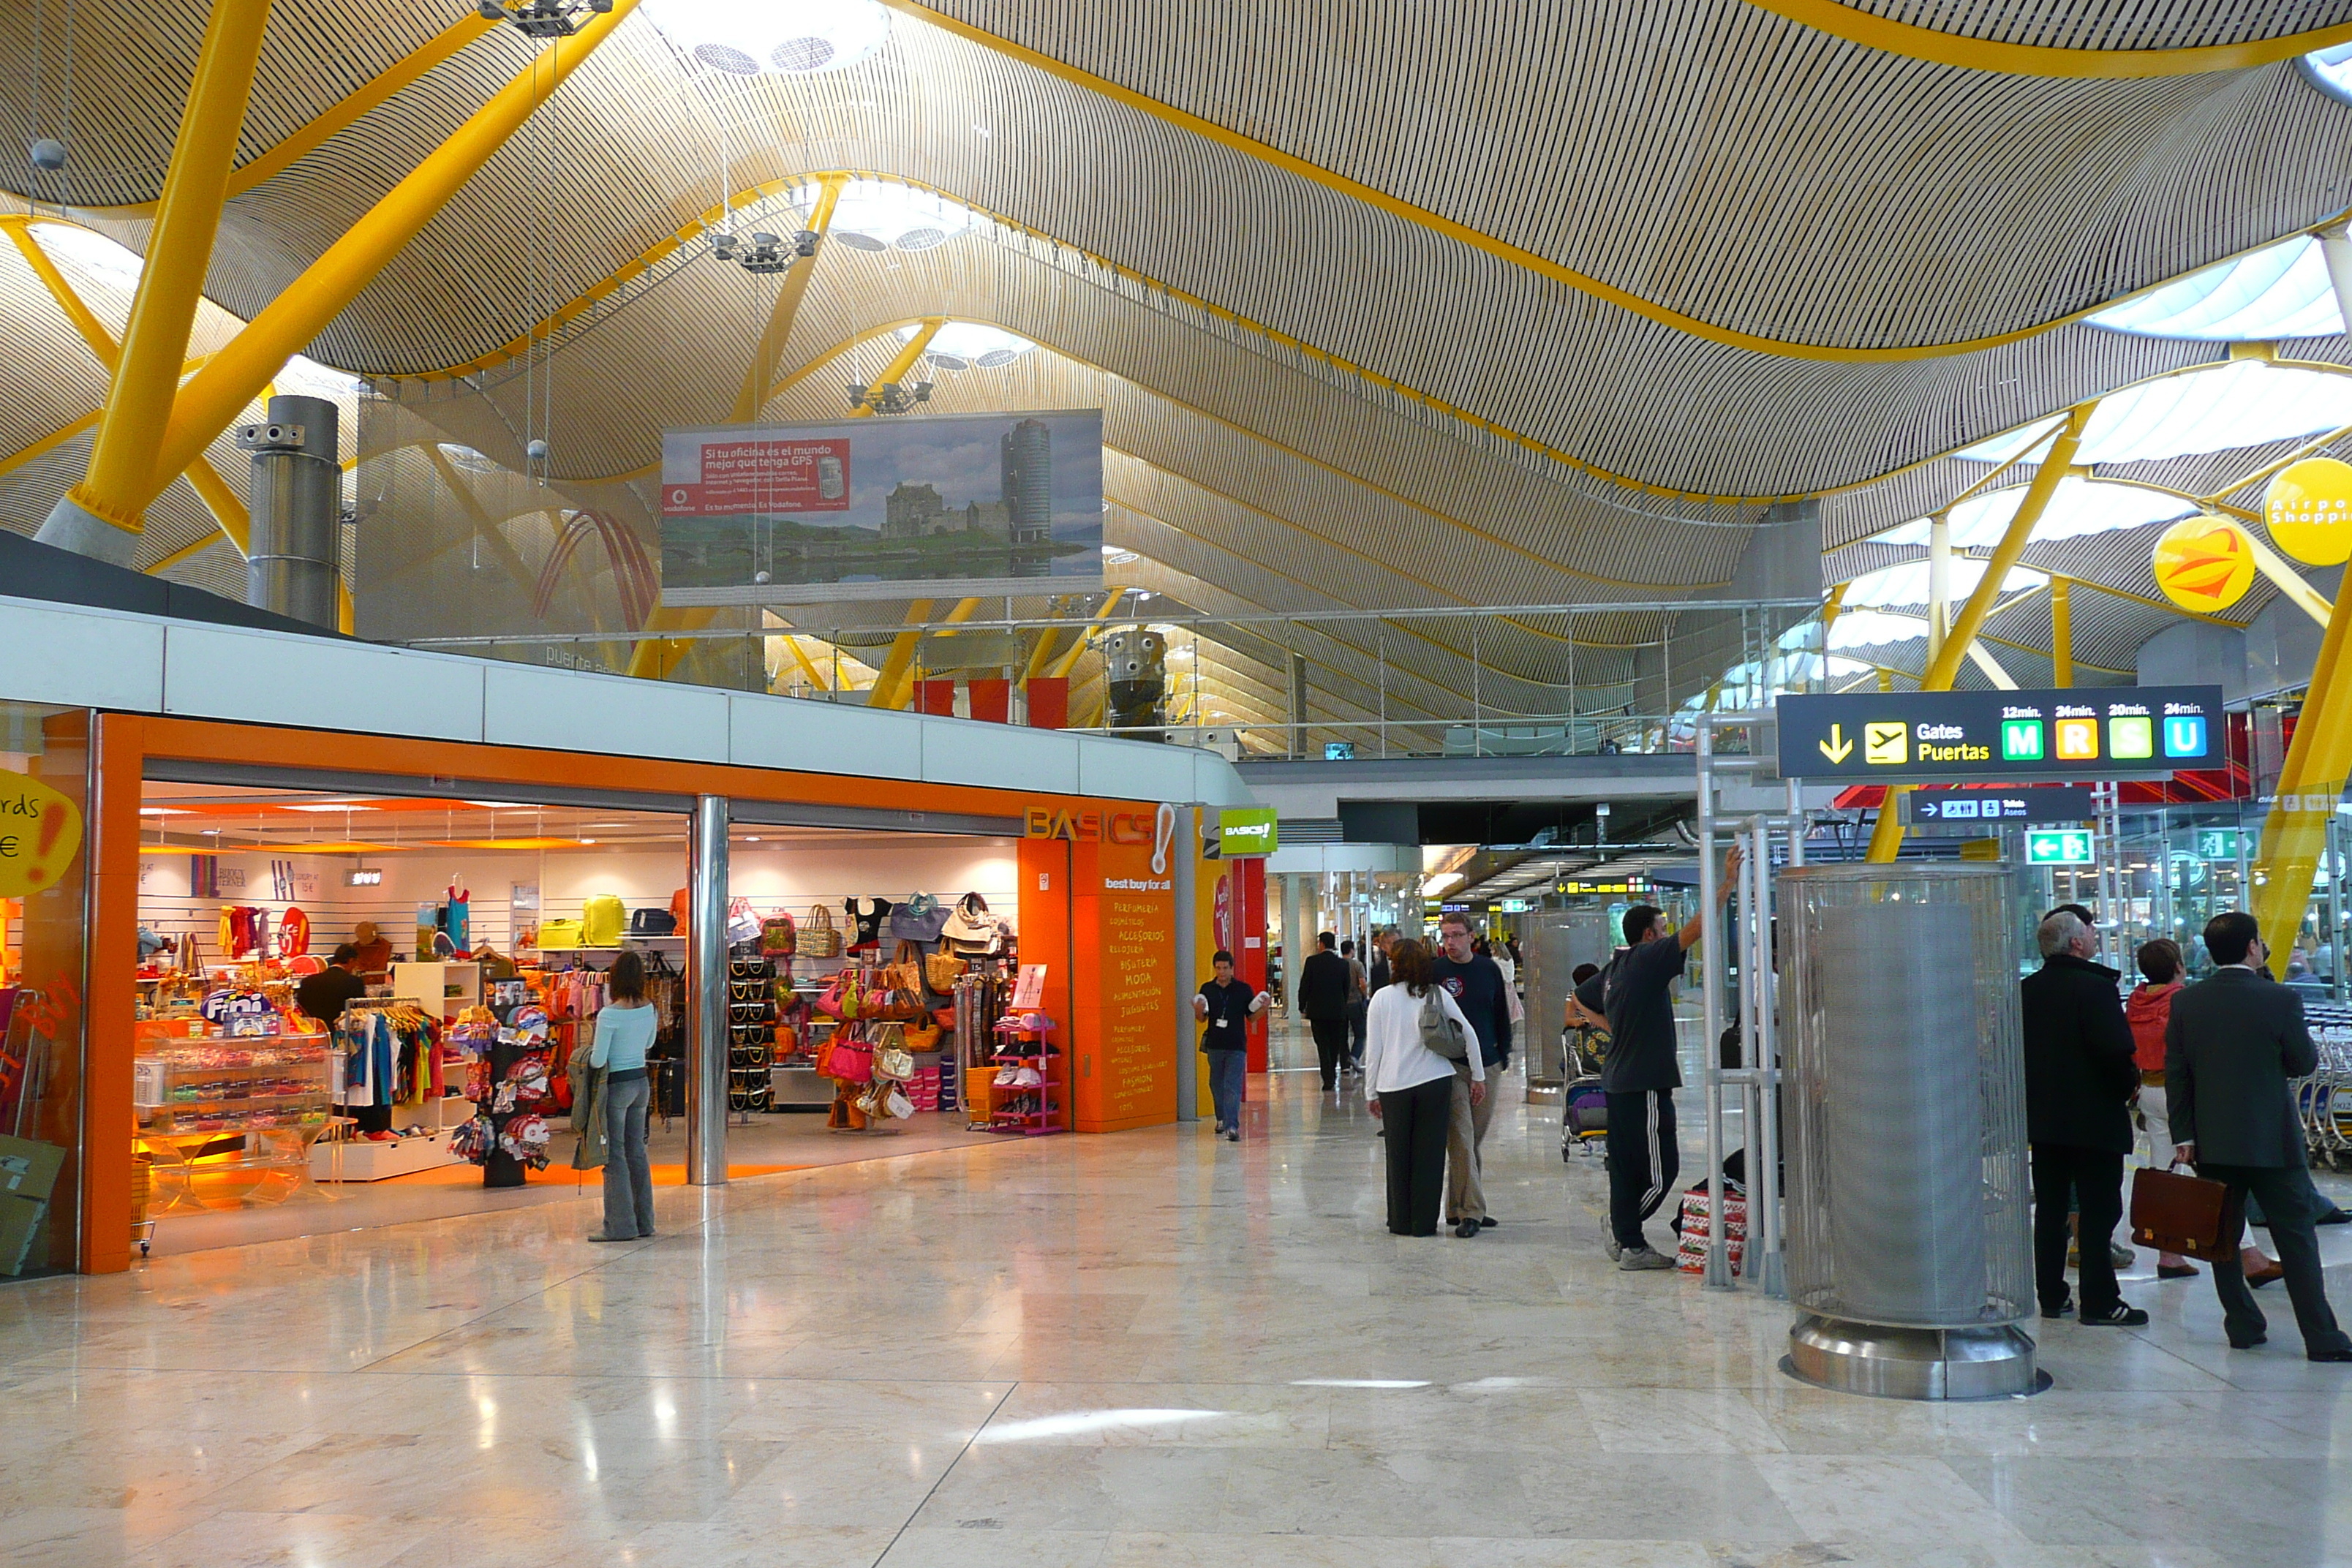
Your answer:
[7,1051,2352,1567]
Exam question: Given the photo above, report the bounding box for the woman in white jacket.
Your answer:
[1366,938,1482,1236]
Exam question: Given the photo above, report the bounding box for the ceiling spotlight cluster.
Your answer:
[845,380,933,416]
[712,228,819,275]
[476,0,611,38]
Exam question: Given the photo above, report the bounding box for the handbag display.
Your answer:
[941,892,1004,957]
[2130,1163,2245,1262]
[802,903,843,959]
[760,912,798,957]
[900,1023,942,1053]
[538,918,584,950]
[821,1037,874,1084]
[889,893,952,943]
[925,951,966,993]
[727,897,761,947]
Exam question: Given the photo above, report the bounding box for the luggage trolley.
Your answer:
[1560,1024,1608,1161]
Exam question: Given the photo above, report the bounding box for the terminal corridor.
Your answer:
[4,1067,2349,1567]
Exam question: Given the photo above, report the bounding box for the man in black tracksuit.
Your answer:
[1297,932,1353,1091]
[1573,845,1741,1270]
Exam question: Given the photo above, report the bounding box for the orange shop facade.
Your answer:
[3,703,1212,1279]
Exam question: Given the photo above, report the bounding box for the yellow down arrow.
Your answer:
[1818,723,1855,765]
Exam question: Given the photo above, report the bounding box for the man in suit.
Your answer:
[2166,911,2352,1362]
[1297,932,1353,1093]
[2021,909,2149,1326]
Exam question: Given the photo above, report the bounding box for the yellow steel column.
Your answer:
[37,0,273,562]
[1866,403,2090,862]
[2252,584,2352,959]
[1051,589,1129,680]
[867,600,935,707]
[733,177,845,423]
[147,1,641,505]
[2051,575,2073,687]
[1926,513,1950,666]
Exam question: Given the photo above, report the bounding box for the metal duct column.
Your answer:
[1779,860,2040,1399]
[238,394,340,627]
[685,794,730,1186]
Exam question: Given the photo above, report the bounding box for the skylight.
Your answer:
[1874,477,2195,549]
[2088,237,2340,342]
[1839,559,2046,609]
[926,322,1035,371]
[2302,42,2352,106]
[1824,608,1929,649]
[641,0,889,76]
[1953,363,2352,467]
[801,178,975,255]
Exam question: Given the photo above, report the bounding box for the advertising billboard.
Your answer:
[658,409,1104,605]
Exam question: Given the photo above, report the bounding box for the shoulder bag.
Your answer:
[760,911,798,957]
[925,951,967,993]
[942,892,1000,956]
[802,902,843,958]
[1417,988,1470,1061]
[891,893,952,943]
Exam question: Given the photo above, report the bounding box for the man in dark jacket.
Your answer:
[1297,932,1352,1092]
[2167,911,2352,1361]
[2021,908,2148,1326]
[1433,911,1515,1237]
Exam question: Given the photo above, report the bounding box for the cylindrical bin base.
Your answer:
[1783,1313,2046,1401]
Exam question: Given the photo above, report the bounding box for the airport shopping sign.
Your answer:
[1775,687,2225,783]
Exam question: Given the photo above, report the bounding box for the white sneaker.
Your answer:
[1014,1066,1043,1088]
[1618,1245,1673,1272]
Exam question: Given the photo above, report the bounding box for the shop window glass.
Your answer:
[1,704,91,1281]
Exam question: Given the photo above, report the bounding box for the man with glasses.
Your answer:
[1432,912,1513,1238]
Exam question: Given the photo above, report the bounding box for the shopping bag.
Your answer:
[2130,1164,2243,1262]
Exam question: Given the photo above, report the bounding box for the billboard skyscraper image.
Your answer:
[657,409,1104,603]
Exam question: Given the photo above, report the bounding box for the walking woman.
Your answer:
[588,948,659,1241]
[1365,938,1482,1236]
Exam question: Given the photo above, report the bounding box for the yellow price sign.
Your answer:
[2151,517,2255,614]
[2264,456,2352,567]
[0,769,83,899]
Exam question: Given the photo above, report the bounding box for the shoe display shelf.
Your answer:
[987,1015,1063,1137]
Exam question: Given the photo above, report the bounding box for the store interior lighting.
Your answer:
[641,0,889,74]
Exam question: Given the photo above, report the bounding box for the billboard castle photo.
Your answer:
[659,408,1104,603]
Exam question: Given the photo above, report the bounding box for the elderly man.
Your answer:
[2021,908,2148,1327]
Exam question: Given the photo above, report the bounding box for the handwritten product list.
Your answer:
[1101,894,1172,1113]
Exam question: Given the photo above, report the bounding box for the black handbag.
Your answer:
[630,908,678,936]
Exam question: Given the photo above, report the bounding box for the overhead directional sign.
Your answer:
[1903,786,2095,826]
[1776,687,2225,783]
[2025,829,2096,866]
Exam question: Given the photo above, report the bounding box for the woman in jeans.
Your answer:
[1365,938,1481,1236]
[588,949,658,1241]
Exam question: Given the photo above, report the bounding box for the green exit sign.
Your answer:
[2026,829,2096,866]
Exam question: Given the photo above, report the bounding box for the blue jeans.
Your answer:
[1207,1049,1245,1130]
[602,1071,655,1238]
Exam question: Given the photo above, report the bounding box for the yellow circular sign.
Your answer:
[0,769,83,899]
[2152,517,2256,614]
[2264,457,2352,566]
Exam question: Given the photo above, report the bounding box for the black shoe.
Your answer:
[2079,1303,2149,1327]
[1479,1216,1497,1229]
[2040,1297,2074,1319]
[2319,1207,2351,1226]
[2230,1333,2269,1350]
[1455,1218,1480,1238]
[2310,1347,2352,1362]
[1226,1129,1239,1142]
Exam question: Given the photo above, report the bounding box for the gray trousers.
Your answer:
[602,1071,655,1239]
[1446,1060,1497,1222]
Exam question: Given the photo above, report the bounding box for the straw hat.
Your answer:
[353,920,380,944]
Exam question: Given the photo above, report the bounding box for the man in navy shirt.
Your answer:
[1194,949,1265,1141]
[1432,912,1513,1238]
[1573,845,1741,1270]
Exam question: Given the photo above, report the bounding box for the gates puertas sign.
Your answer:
[1775,687,2225,783]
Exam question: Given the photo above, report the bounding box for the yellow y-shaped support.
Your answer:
[137,2,639,515]
[1866,404,2090,862]
[2253,587,2352,960]
[37,0,274,563]
[1050,589,1130,680]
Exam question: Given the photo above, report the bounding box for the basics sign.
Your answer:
[1775,687,2224,783]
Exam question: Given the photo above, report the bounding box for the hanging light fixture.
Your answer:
[844,379,932,415]
[478,0,611,39]
[710,227,821,274]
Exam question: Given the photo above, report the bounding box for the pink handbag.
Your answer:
[821,1038,873,1084]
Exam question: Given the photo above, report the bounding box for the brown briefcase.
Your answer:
[2129,1164,2244,1262]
